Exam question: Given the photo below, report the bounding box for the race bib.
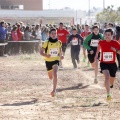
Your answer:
[90,39,99,47]
[49,48,59,57]
[72,39,78,45]
[103,52,113,61]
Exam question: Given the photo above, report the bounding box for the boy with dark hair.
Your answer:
[40,28,63,97]
[95,28,120,100]
[67,28,83,69]
[83,25,104,83]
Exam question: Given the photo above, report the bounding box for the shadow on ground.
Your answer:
[1,98,38,106]
[57,83,89,92]
[62,102,107,109]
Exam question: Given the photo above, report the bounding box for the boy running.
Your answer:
[57,23,69,68]
[83,26,104,83]
[95,29,120,100]
[67,28,83,69]
[81,25,91,63]
[40,28,63,97]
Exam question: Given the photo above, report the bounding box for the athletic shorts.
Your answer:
[62,43,67,53]
[100,62,117,77]
[45,60,59,72]
[88,52,100,63]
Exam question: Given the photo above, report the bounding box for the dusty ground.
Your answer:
[0,50,120,120]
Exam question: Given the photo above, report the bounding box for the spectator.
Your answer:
[77,24,82,34]
[0,21,8,56]
[115,26,120,70]
[35,24,41,52]
[41,26,49,41]
[23,26,34,53]
[11,25,19,54]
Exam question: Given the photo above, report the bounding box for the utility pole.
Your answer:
[76,10,77,23]
[49,0,51,9]
[103,0,105,9]
[88,0,91,25]
[88,0,90,17]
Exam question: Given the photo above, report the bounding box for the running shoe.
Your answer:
[82,57,86,62]
[59,65,64,70]
[94,79,98,84]
[77,59,80,64]
[87,62,90,67]
[117,68,120,71]
[51,91,56,97]
[73,67,78,70]
[107,94,112,101]
[110,84,113,88]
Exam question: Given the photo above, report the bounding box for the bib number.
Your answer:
[49,48,58,57]
[90,39,99,47]
[72,39,78,45]
[103,52,113,61]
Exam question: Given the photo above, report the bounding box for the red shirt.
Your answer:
[81,31,91,39]
[57,29,69,43]
[17,28,23,41]
[99,40,120,63]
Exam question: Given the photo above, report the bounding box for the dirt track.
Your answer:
[0,51,120,120]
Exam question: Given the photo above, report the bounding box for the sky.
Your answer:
[43,0,120,11]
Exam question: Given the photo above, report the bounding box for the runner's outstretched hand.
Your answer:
[46,54,51,58]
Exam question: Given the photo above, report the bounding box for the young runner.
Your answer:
[83,25,104,83]
[67,28,83,69]
[40,28,63,97]
[95,29,120,100]
[57,23,69,68]
[81,25,91,65]
[115,26,120,70]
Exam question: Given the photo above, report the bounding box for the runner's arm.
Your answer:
[67,36,72,47]
[111,47,120,54]
[95,44,100,59]
[60,47,64,59]
[79,35,83,45]
[40,48,49,57]
[111,41,120,54]
[83,35,92,51]
[99,33,104,40]
[40,41,51,58]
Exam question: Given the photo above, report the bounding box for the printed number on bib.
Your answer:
[50,48,58,57]
[72,39,78,45]
[90,39,99,47]
[103,52,113,61]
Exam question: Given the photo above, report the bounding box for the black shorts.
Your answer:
[100,62,117,77]
[62,43,67,53]
[88,52,100,63]
[45,60,59,72]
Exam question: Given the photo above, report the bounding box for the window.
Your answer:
[1,5,10,9]
[0,5,24,10]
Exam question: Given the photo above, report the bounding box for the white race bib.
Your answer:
[103,52,113,61]
[90,39,99,47]
[72,39,78,45]
[49,48,59,57]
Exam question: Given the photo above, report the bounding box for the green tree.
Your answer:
[96,6,120,24]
